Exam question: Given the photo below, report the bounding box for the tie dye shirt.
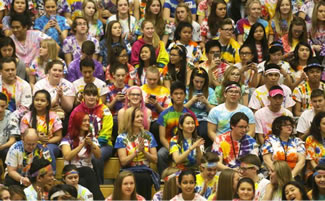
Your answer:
[261,135,305,169]
[212,132,259,168]
[169,136,201,170]
[157,106,198,142]
[195,174,219,199]
[305,135,325,164]
[20,111,63,139]
[114,131,157,167]
[207,103,255,135]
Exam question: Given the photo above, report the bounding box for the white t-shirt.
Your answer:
[296,108,315,134]
[257,60,291,85]
[255,106,293,136]
[255,178,270,201]
[73,77,108,96]
[107,15,137,35]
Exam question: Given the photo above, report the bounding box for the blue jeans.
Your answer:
[92,144,113,184]
[158,147,169,175]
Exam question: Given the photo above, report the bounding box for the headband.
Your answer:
[50,191,66,200]
[30,164,52,177]
[306,63,322,69]
[270,43,283,48]
[64,170,79,177]
[225,84,240,92]
[202,162,218,168]
[313,170,325,177]
[265,68,280,75]
[163,170,181,182]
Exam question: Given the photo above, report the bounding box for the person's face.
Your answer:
[146,71,159,89]
[128,88,142,106]
[284,184,303,201]
[315,173,325,189]
[111,22,122,37]
[34,93,49,112]
[239,47,253,63]
[279,0,291,15]
[170,49,182,64]
[180,116,196,134]
[171,88,185,106]
[249,3,261,18]
[176,7,188,21]
[297,45,310,61]
[270,169,277,185]
[1,62,16,83]
[121,176,135,197]
[233,173,240,192]
[113,68,127,85]
[133,110,144,128]
[306,68,322,83]
[268,95,284,109]
[202,166,217,181]
[39,167,55,185]
[118,50,128,64]
[118,0,129,14]
[216,3,227,18]
[0,45,14,58]
[140,47,151,62]
[75,19,88,34]
[239,163,257,179]
[81,66,94,83]
[311,96,325,112]
[228,69,241,82]
[179,27,192,43]
[280,120,293,137]
[39,42,49,57]
[48,64,64,81]
[11,21,27,39]
[237,182,254,201]
[180,174,196,196]
[13,0,26,13]
[270,50,282,64]
[81,115,90,132]
[45,0,57,16]
[291,25,304,39]
[207,46,221,61]
[220,24,233,40]
[149,0,161,15]
[224,87,241,103]
[23,134,38,153]
[193,76,205,91]
[0,100,8,118]
[64,172,79,187]
[318,5,325,21]
[231,119,248,139]
[1,190,10,201]
[84,2,96,17]
[84,93,98,107]
[265,72,280,85]
[253,26,264,41]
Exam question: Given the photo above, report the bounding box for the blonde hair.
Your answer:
[38,39,58,66]
[218,65,242,103]
[273,0,293,37]
[162,167,179,200]
[142,20,160,49]
[175,3,192,24]
[82,0,99,24]
[273,161,293,191]
[245,0,261,16]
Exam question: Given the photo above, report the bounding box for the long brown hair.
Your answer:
[216,169,238,200]
[112,171,137,200]
[144,0,165,36]
[273,0,293,37]
[311,1,325,37]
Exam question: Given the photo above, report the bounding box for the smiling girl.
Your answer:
[171,169,206,201]
[233,178,255,201]
[282,181,309,201]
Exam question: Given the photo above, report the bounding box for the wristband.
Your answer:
[20,176,24,185]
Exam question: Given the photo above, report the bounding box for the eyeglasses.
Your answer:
[129,93,141,97]
[240,52,252,56]
[239,166,256,171]
[221,28,234,32]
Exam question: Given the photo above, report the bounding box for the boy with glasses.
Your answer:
[216,18,240,64]
[211,112,258,170]
[208,81,255,141]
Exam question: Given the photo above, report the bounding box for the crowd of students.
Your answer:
[0,0,324,199]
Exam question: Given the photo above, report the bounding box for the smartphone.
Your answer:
[149,94,156,99]
[213,53,220,59]
[247,61,253,66]
[50,15,56,21]
[197,93,203,97]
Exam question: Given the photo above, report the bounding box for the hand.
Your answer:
[56,86,63,97]
[85,135,93,146]
[211,57,221,68]
[115,94,125,102]
[299,72,308,82]
[198,95,208,105]
[77,92,83,103]
[39,133,49,144]
[147,97,158,106]
[43,21,53,31]
[248,63,257,72]
[313,44,322,52]
[126,32,133,41]
[21,177,31,186]
[137,137,145,153]
[190,138,205,151]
